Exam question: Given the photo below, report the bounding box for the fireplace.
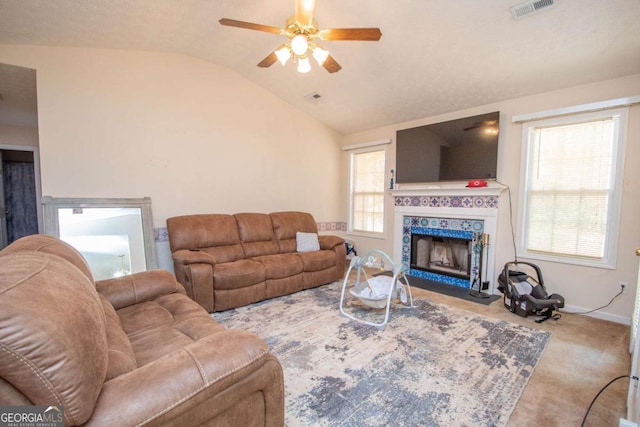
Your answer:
[392,188,501,293]
[404,222,481,288]
[411,233,472,280]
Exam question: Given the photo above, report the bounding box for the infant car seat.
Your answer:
[497,261,564,323]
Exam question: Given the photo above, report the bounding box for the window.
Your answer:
[518,108,627,268]
[349,148,386,235]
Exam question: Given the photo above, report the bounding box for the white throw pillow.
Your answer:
[296,232,320,252]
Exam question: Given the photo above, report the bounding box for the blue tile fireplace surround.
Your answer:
[403,216,484,288]
[393,191,501,293]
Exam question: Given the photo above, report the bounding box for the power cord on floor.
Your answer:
[580,374,636,427]
[560,288,623,315]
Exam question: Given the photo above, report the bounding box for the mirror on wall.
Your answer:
[42,197,157,280]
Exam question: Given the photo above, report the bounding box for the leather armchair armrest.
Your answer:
[85,330,284,427]
[96,270,186,310]
[172,249,217,265]
[319,235,345,250]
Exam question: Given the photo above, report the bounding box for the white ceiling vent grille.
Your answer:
[510,0,555,20]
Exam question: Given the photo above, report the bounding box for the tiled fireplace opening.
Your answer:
[411,233,472,280]
[402,216,484,289]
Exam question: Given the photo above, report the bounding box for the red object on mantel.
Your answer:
[466,179,488,188]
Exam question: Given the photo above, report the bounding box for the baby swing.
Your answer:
[339,249,414,329]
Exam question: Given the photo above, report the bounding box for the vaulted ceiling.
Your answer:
[1,0,639,134]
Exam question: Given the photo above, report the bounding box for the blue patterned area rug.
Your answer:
[213,281,550,426]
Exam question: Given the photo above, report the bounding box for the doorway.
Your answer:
[0,146,41,248]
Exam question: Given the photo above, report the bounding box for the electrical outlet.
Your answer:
[620,281,629,294]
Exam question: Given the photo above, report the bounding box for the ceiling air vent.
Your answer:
[510,0,555,20]
[304,92,322,102]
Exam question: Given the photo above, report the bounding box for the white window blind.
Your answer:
[351,149,385,234]
[520,108,627,267]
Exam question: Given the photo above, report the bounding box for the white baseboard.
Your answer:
[563,303,631,325]
[619,418,638,427]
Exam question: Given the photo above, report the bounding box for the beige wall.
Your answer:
[0,124,38,147]
[0,45,344,226]
[342,73,640,323]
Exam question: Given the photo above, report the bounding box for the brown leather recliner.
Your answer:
[0,235,284,426]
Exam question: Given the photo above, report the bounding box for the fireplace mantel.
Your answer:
[391,183,504,197]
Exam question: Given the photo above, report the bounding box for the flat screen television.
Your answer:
[395,111,500,184]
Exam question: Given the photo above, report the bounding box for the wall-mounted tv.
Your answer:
[395,111,500,184]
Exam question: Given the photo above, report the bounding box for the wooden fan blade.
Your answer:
[319,28,382,41]
[219,18,282,35]
[257,52,279,68]
[295,0,316,27]
[322,55,342,73]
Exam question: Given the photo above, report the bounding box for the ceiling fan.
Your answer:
[219,0,382,73]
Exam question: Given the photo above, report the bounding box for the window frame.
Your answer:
[347,145,388,239]
[516,108,628,269]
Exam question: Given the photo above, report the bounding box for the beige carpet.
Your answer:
[214,281,551,426]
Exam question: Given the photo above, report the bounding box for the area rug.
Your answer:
[213,281,550,426]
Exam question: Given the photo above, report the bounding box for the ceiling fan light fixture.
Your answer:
[219,0,382,74]
[297,56,311,73]
[275,45,292,66]
[291,34,309,56]
[311,46,329,65]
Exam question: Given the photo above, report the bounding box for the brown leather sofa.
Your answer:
[0,234,284,426]
[167,211,346,312]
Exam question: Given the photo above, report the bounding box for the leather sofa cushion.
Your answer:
[0,233,94,281]
[241,240,279,259]
[100,294,137,380]
[200,245,245,264]
[270,211,318,253]
[235,213,274,242]
[0,252,107,426]
[252,253,304,279]
[270,211,319,239]
[213,259,266,290]
[235,213,279,258]
[297,250,337,272]
[167,214,243,257]
[116,292,227,367]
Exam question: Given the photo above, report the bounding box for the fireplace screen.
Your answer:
[411,234,472,280]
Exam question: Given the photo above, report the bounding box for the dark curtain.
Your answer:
[2,160,38,243]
